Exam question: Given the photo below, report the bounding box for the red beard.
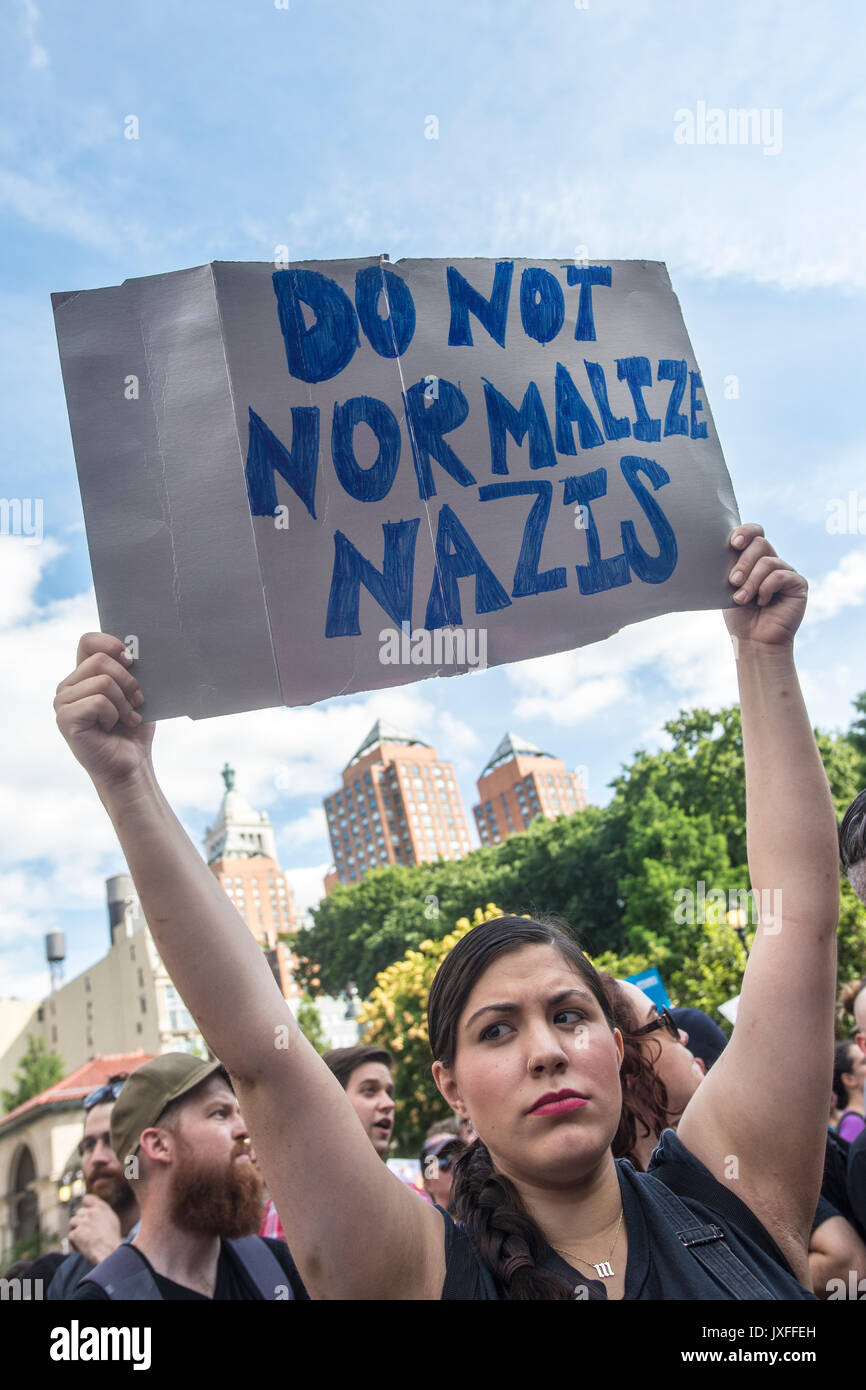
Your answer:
[168,1139,265,1239]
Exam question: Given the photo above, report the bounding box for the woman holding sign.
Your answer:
[54,523,836,1299]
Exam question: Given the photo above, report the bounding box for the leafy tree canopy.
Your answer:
[298,693,866,1011]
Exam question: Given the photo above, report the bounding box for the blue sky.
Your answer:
[2,0,865,1000]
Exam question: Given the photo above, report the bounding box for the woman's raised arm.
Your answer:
[676,524,840,1277]
[54,633,445,1299]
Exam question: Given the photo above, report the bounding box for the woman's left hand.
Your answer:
[723,522,808,648]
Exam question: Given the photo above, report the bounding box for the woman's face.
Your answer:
[433,944,624,1187]
[618,981,704,1118]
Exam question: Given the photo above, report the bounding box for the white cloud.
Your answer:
[437,711,480,753]
[515,674,629,727]
[806,547,866,624]
[154,682,438,817]
[0,539,446,992]
[0,536,62,628]
[756,447,866,528]
[506,608,740,727]
[277,806,328,848]
[20,0,48,70]
[285,863,332,922]
[0,168,156,256]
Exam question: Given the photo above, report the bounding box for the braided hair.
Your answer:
[427,915,618,1300]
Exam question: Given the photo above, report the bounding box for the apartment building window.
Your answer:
[165,983,194,1032]
[139,995,147,1014]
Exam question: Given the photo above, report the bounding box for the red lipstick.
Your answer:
[527,1089,588,1117]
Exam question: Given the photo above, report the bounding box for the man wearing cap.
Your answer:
[70,1054,307,1300]
[47,1074,140,1300]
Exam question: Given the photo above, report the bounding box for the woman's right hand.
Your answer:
[54,633,155,792]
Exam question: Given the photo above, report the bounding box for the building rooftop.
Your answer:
[0,1051,155,1131]
[480,732,556,777]
[348,719,431,767]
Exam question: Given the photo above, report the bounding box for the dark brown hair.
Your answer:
[322,1044,393,1090]
[600,975,674,1169]
[427,915,616,1301]
[832,1039,859,1112]
[839,790,866,869]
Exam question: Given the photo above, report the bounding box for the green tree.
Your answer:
[298,696,866,1006]
[295,994,329,1054]
[2,1036,65,1113]
[836,878,866,1026]
[846,691,866,781]
[297,807,627,998]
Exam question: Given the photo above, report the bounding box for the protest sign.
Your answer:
[624,967,671,1014]
[718,995,741,1026]
[53,257,739,720]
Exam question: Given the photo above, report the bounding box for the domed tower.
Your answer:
[204,765,299,1000]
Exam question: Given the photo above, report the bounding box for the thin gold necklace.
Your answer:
[552,1205,625,1280]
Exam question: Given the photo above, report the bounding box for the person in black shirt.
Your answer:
[71,1236,305,1301]
[54,522,841,1298]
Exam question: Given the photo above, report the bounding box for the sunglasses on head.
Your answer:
[82,1074,129,1110]
[633,1007,680,1042]
[422,1147,460,1173]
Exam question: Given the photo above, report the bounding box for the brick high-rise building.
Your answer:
[323,721,471,890]
[205,765,299,998]
[473,733,587,847]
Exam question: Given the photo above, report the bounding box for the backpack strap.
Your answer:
[651,1151,797,1275]
[639,1172,779,1299]
[85,1244,161,1300]
[227,1237,294,1300]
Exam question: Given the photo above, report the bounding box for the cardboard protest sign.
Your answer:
[53,257,739,720]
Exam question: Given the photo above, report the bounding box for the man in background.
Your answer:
[47,1075,139,1299]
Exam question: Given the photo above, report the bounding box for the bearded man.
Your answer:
[70,1054,307,1301]
[47,1074,140,1299]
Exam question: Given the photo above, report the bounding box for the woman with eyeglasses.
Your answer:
[54,523,839,1298]
[601,985,702,1173]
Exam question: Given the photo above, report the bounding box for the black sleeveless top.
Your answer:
[440,1130,816,1300]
